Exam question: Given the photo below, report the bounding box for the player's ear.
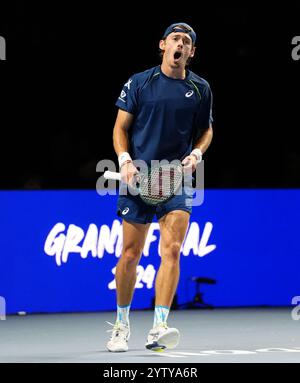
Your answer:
[159,39,166,50]
[189,46,196,58]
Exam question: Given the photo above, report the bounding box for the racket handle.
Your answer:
[104,170,122,181]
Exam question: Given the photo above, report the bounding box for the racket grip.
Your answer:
[103,170,122,181]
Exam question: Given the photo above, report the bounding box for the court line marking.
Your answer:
[153,347,300,358]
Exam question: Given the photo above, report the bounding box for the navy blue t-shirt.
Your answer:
[115,65,213,164]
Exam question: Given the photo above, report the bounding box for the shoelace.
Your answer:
[106,321,128,340]
[106,321,118,331]
[150,322,168,340]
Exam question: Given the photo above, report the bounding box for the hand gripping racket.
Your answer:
[104,163,183,206]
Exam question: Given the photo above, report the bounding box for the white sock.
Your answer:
[117,304,131,326]
[153,305,170,327]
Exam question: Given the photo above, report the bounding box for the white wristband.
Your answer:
[190,148,203,164]
[118,152,132,168]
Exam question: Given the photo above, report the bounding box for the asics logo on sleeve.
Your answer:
[118,90,127,103]
[122,207,130,215]
[185,90,194,98]
[125,79,132,89]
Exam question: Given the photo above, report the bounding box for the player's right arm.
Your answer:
[113,109,138,184]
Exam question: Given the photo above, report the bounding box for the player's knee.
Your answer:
[162,242,181,263]
[122,247,142,265]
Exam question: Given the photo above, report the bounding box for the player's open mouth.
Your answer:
[174,51,182,60]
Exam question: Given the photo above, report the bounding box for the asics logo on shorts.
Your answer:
[122,207,130,215]
[185,90,194,98]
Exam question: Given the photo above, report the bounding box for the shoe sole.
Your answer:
[145,342,166,352]
[146,328,180,351]
[107,348,128,352]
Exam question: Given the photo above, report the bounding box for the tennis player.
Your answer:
[107,22,213,352]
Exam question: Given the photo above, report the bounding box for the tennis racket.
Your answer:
[104,163,184,206]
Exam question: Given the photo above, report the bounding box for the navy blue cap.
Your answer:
[162,22,196,44]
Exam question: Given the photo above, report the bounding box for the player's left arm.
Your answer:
[182,124,213,172]
[182,82,213,172]
[193,124,213,155]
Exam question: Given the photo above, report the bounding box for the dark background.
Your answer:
[0,3,299,189]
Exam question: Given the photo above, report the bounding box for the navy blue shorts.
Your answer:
[117,180,194,224]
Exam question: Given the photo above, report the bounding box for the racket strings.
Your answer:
[139,165,183,204]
